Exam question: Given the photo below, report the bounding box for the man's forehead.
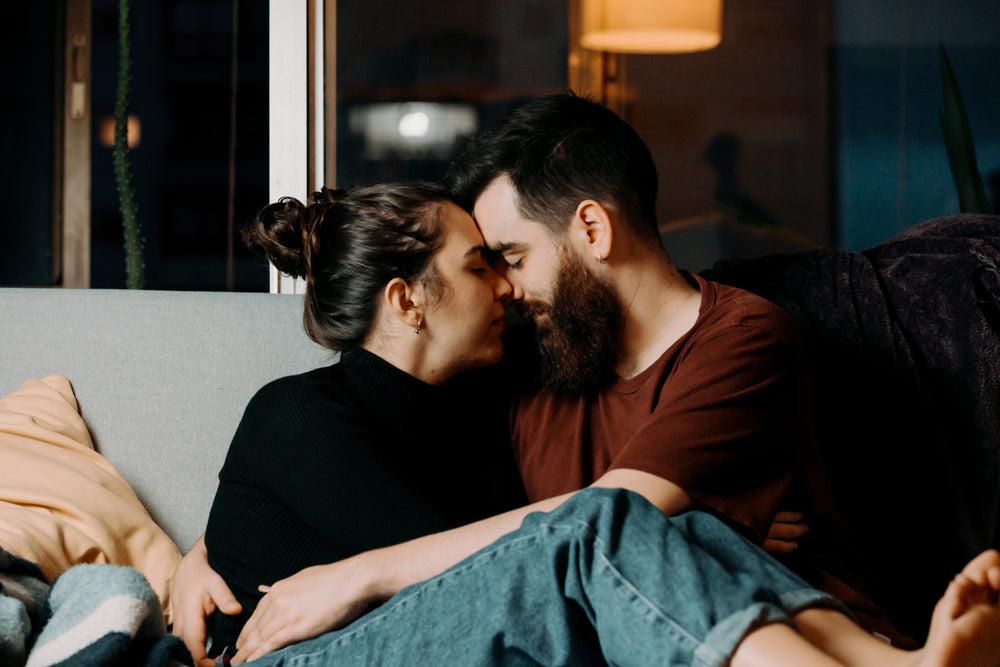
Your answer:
[472,178,553,252]
[472,175,520,226]
[472,212,530,252]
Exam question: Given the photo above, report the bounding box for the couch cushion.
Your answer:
[0,289,331,555]
[0,375,182,623]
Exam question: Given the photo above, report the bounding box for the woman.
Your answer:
[176,183,1000,667]
[200,183,527,652]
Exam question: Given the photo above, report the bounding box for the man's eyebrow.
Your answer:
[488,241,525,254]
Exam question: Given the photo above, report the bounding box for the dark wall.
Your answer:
[1,4,57,286]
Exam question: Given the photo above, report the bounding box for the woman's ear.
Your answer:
[571,200,613,264]
[383,277,424,330]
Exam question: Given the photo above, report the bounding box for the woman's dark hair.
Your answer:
[445,92,660,246]
[243,182,452,351]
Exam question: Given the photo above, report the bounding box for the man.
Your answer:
[173,93,1000,666]
[445,92,896,642]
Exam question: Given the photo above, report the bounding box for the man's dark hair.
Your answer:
[445,92,661,245]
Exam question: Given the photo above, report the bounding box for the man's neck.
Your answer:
[613,252,701,380]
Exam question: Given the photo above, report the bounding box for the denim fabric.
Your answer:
[237,488,847,666]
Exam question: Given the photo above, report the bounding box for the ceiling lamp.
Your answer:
[580,0,723,54]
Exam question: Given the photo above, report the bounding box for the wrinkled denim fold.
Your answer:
[238,488,846,666]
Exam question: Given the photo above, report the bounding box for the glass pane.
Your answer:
[1,4,57,286]
[89,0,270,291]
[335,0,568,187]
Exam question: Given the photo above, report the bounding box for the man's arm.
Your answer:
[232,472,692,663]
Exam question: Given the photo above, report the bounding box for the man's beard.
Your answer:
[521,252,623,395]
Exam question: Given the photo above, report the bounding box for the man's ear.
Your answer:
[383,277,424,329]
[571,199,613,264]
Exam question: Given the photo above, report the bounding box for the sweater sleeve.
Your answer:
[205,374,460,622]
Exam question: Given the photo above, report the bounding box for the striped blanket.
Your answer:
[0,547,191,667]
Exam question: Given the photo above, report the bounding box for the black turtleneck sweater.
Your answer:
[205,347,527,650]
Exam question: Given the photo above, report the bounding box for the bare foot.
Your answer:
[915,549,1000,667]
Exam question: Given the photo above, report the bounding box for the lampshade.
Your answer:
[580,0,722,54]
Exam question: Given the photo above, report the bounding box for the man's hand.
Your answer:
[232,557,382,664]
[171,534,243,667]
[763,511,809,553]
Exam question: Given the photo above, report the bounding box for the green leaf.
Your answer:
[939,43,989,214]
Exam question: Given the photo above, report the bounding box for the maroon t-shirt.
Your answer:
[510,273,910,645]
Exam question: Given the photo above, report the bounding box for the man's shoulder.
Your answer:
[700,276,801,339]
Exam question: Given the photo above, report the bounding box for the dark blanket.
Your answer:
[703,213,1000,641]
[0,547,191,667]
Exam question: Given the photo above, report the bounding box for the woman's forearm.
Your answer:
[362,492,572,602]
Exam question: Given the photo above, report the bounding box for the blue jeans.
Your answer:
[238,488,847,666]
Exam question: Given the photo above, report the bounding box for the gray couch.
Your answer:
[1,288,331,554]
[3,213,998,644]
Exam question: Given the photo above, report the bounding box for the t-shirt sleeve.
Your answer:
[609,317,803,542]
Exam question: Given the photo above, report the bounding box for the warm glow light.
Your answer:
[581,0,722,54]
[98,115,142,148]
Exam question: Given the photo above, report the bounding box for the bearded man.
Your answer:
[446,92,907,646]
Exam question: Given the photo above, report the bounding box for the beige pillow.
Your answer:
[0,375,182,624]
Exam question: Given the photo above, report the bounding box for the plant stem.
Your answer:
[113,0,145,289]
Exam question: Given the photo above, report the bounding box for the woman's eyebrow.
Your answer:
[465,245,489,258]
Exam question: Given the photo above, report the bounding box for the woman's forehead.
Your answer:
[439,201,486,251]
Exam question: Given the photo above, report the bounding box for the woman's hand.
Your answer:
[171,534,243,667]
[763,511,809,553]
[232,556,384,664]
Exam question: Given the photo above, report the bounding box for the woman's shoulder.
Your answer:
[255,363,334,391]
[227,364,359,460]
[243,363,352,418]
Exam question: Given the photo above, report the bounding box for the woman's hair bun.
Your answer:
[244,186,347,279]
[245,181,451,351]
[242,197,309,278]
[311,186,346,207]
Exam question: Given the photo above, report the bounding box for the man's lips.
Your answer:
[518,303,546,320]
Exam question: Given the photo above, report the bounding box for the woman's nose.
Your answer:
[495,272,515,305]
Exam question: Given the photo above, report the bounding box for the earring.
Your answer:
[414,318,423,335]
[414,326,421,335]
[598,256,606,264]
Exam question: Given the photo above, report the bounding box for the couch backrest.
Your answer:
[1,288,332,552]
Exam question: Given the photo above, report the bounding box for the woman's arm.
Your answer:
[233,470,694,663]
[231,493,568,663]
[171,534,242,667]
